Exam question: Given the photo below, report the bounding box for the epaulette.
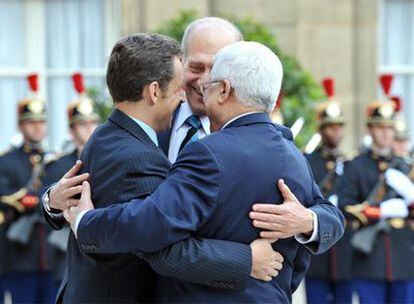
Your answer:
[343,150,358,162]
[0,147,13,157]
[43,152,64,166]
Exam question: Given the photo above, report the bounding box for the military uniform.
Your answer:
[337,74,414,304]
[305,77,354,304]
[0,74,56,303]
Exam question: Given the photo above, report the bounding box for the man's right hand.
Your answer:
[49,160,89,211]
[250,238,283,281]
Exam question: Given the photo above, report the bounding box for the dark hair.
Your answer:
[106,33,181,103]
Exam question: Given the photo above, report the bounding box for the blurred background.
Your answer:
[0,0,412,153]
[1,1,413,303]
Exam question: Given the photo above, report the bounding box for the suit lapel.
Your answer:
[108,109,157,149]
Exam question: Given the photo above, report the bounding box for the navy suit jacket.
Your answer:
[44,109,252,303]
[78,113,345,303]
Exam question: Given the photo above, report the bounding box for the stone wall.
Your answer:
[121,0,380,150]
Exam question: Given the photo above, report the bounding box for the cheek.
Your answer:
[183,71,199,88]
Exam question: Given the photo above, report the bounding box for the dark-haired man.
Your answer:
[42,34,281,303]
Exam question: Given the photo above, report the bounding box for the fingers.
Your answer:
[65,173,89,188]
[264,238,278,244]
[273,251,284,263]
[277,179,297,202]
[66,199,80,208]
[260,231,284,239]
[249,211,280,222]
[268,268,278,277]
[81,181,91,200]
[252,220,283,231]
[63,209,70,222]
[62,185,83,199]
[252,204,280,214]
[263,275,272,282]
[63,160,83,179]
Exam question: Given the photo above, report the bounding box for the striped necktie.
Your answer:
[179,115,202,153]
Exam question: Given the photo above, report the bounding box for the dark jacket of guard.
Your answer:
[305,147,353,281]
[0,145,52,274]
[337,149,414,281]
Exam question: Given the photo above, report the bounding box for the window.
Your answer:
[380,0,414,141]
[0,0,120,151]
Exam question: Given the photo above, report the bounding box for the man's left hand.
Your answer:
[63,181,95,233]
[249,179,314,239]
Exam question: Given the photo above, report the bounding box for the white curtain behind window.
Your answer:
[381,0,414,141]
[46,0,107,150]
[0,0,25,150]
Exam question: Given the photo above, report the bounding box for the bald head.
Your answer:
[181,17,243,116]
[182,17,243,60]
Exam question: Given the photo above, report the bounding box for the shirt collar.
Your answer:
[221,111,263,130]
[176,102,210,135]
[128,115,158,147]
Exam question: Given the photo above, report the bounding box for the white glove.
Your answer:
[385,168,414,204]
[328,194,338,207]
[380,198,409,219]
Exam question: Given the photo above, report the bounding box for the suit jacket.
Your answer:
[78,113,345,303]
[42,150,78,282]
[43,109,252,303]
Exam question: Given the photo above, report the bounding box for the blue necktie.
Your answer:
[179,115,202,152]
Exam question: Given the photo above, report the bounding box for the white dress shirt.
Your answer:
[168,102,210,163]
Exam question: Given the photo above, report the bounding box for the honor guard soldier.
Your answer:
[0,74,56,303]
[304,77,353,304]
[337,74,414,304]
[391,97,413,159]
[42,73,99,290]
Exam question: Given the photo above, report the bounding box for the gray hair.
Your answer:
[181,17,243,59]
[210,41,283,113]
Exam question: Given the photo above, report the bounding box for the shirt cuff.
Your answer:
[42,186,63,216]
[294,210,319,244]
[74,210,90,239]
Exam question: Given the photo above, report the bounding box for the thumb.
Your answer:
[277,179,297,202]
[80,181,91,202]
[263,238,278,244]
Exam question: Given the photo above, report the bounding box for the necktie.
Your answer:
[179,115,202,153]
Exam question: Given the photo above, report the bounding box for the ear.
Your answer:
[146,81,161,105]
[217,79,232,105]
[69,127,76,139]
[18,122,24,132]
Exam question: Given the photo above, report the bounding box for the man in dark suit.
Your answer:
[42,73,99,292]
[67,41,345,303]
[159,17,337,241]
[42,34,282,303]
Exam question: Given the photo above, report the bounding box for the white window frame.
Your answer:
[0,0,120,151]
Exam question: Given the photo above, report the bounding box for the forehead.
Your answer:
[185,28,238,64]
